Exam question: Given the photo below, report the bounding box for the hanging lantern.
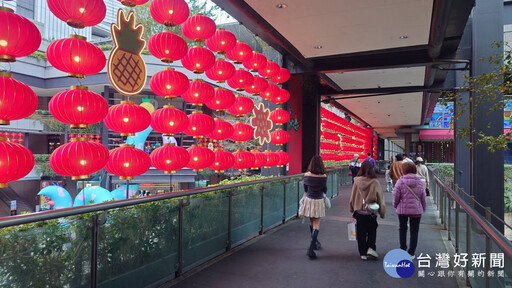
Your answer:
[0,136,34,187]
[231,122,254,143]
[259,60,280,79]
[261,83,280,101]
[150,0,189,27]
[105,144,151,179]
[0,7,42,62]
[187,145,215,171]
[233,150,255,171]
[245,76,268,96]
[205,58,235,83]
[150,143,189,174]
[181,14,216,42]
[264,150,279,168]
[242,52,267,72]
[209,149,234,173]
[269,109,290,126]
[271,68,291,84]
[49,85,108,129]
[227,69,254,91]
[104,101,151,136]
[149,68,189,100]
[181,46,215,74]
[227,96,254,117]
[276,151,290,167]
[206,28,236,55]
[0,72,38,125]
[226,41,252,64]
[47,0,106,28]
[206,88,236,112]
[148,31,188,63]
[183,111,214,138]
[206,118,233,141]
[182,79,214,106]
[251,150,267,169]
[50,137,108,180]
[117,0,149,7]
[270,129,290,145]
[151,105,189,136]
[46,35,106,78]
[271,88,290,104]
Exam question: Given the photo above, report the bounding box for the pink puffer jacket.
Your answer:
[393,173,426,215]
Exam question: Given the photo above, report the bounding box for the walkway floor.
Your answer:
[166,176,460,288]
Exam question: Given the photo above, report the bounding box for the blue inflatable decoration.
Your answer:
[126,126,153,150]
[37,186,73,210]
[73,186,114,207]
[111,184,141,200]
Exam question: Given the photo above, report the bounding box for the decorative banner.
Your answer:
[250,103,273,145]
[108,9,147,96]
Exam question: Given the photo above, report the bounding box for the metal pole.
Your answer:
[455,201,459,253]
[448,195,451,240]
[125,179,129,199]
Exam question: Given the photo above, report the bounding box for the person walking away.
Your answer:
[393,162,427,259]
[389,154,404,185]
[416,157,429,196]
[349,154,361,184]
[349,161,386,260]
[364,152,376,169]
[299,155,328,259]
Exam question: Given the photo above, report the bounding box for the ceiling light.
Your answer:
[276,3,288,8]
[314,45,322,49]
[399,35,408,39]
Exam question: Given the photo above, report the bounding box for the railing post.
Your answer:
[447,194,451,240]
[440,187,444,227]
[90,214,99,288]
[297,179,301,217]
[260,185,265,235]
[455,200,459,253]
[282,182,286,224]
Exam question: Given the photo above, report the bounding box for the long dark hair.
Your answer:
[357,161,377,179]
[308,155,326,175]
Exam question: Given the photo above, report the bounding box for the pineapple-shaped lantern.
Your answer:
[108,9,147,96]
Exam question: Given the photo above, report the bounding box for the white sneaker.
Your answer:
[367,248,379,258]
[361,255,368,260]
[410,254,415,260]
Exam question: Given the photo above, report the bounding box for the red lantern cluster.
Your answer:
[0,136,34,187]
[150,0,189,27]
[183,111,214,138]
[181,46,215,74]
[104,101,151,136]
[0,72,38,125]
[270,129,290,145]
[231,122,254,143]
[182,14,216,42]
[150,68,189,100]
[187,145,214,171]
[47,0,106,28]
[269,109,290,126]
[264,150,279,168]
[206,28,236,55]
[182,79,214,106]
[206,88,236,112]
[150,144,189,174]
[151,105,189,136]
[105,144,151,179]
[148,31,188,63]
[209,149,234,172]
[233,150,255,171]
[1,132,25,143]
[227,96,254,117]
[205,58,235,83]
[0,7,42,62]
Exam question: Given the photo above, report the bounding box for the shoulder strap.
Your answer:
[357,185,369,205]
[405,184,421,202]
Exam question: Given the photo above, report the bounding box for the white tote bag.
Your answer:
[347,220,357,241]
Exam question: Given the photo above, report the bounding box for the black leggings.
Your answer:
[354,212,378,256]
[398,215,421,255]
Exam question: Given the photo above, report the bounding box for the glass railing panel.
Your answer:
[231,184,263,247]
[326,173,334,198]
[457,207,468,256]
[449,196,457,248]
[263,181,285,230]
[484,241,510,288]
[285,178,300,220]
[468,217,487,288]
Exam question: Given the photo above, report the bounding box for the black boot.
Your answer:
[310,225,321,250]
[308,229,319,259]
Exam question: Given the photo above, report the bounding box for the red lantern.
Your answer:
[151,105,189,136]
[271,88,290,104]
[231,122,254,143]
[271,68,291,84]
[150,0,189,27]
[0,7,41,62]
[47,0,106,28]
[206,118,233,141]
[105,144,151,179]
[270,129,290,145]
[209,149,234,172]
[117,0,149,7]
[150,68,189,100]
[264,150,279,168]
[242,52,267,72]
[0,136,34,187]
[50,137,108,180]
[150,143,189,174]
[17,133,23,138]
[46,35,106,78]
[182,79,214,106]
[0,72,38,125]
[251,150,267,169]
[227,69,254,91]
[245,76,268,96]
[261,83,280,101]
[49,85,108,129]
[183,111,214,138]
[206,88,235,112]
[276,151,290,167]
[181,46,215,74]
[227,96,254,117]
[269,109,290,126]
[148,31,188,63]
[181,14,216,42]
[259,60,280,79]
[233,150,255,171]
[206,28,236,55]
[226,41,252,64]
[205,58,235,83]
[104,101,151,136]
[187,145,215,171]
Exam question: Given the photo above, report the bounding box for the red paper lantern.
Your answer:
[182,79,214,106]
[183,111,214,138]
[264,150,279,167]
[117,0,149,7]
[270,129,290,145]
[181,14,216,42]
[269,109,290,126]
[227,96,254,117]
[206,88,235,112]
[46,35,106,78]
[50,137,108,180]
[17,133,23,138]
[49,85,108,129]
[0,136,34,187]
[251,150,267,169]
[148,31,188,63]
[245,76,268,96]
[206,28,236,55]
[261,83,280,101]
[226,41,252,64]
[150,68,189,100]
[205,58,235,83]
[181,46,215,74]
[187,145,215,171]
[150,143,189,174]
[271,68,291,84]
[276,151,290,167]
[271,88,290,104]
[242,52,267,72]
[151,105,189,136]
[206,118,233,141]
[0,72,38,125]
[233,150,255,171]
[231,122,254,143]
[209,149,234,172]
[105,144,151,179]
[104,101,151,136]
[0,7,42,62]
[227,69,254,91]
[150,0,189,27]
[47,0,106,28]
[259,60,280,79]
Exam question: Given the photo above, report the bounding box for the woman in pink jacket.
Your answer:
[392,162,426,259]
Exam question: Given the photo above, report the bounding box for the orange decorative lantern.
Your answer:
[47,0,106,28]
[227,96,254,117]
[206,88,236,112]
[259,60,280,79]
[226,41,252,64]
[150,0,189,27]
[271,68,291,84]
[104,101,151,136]
[251,150,267,169]
[206,118,233,141]
[261,83,280,101]
[150,68,189,100]
[187,145,215,171]
[209,149,234,172]
[181,14,216,42]
[150,143,189,174]
[182,79,214,106]
[231,122,254,143]
[205,58,235,83]
[183,111,214,138]
[245,76,269,96]
[105,144,151,179]
[271,88,291,105]
[242,52,267,72]
[233,150,255,171]
[264,150,279,168]
[270,129,290,145]
[0,7,42,62]
[0,72,38,125]
[148,31,188,63]
[227,69,254,91]
[181,46,215,74]
[276,151,290,167]
[269,108,290,126]
[0,136,34,187]
[206,28,236,55]
[151,105,189,136]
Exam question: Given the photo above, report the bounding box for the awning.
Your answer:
[419,129,512,141]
